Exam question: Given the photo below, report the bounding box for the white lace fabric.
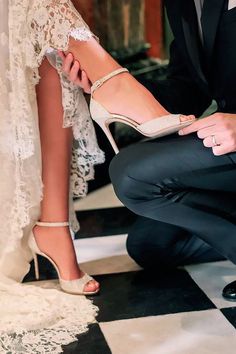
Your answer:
[0,280,98,354]
[0,0,104,352]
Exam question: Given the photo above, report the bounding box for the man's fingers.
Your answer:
[179,116,216,135]
[179,119,204,135]
[203,130,234,155]
[178,112,236,155]
[202,134,222,148]
[197,125,223,139]
[203,136,214,148]
[212,144,231,156]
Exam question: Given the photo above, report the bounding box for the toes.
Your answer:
[84,280,100,293]
[180,115,195,123]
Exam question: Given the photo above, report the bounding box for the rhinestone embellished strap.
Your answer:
[91,68,129,95]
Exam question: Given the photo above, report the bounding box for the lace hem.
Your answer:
[0,281,98,353]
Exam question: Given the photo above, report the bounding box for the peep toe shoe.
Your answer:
[90,68,195,154]
[28,221,99,296]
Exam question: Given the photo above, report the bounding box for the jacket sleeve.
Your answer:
[138,40,212,117]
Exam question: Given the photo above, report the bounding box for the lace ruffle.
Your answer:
[0,280,98,354]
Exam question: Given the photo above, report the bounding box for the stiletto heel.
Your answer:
[99,120,119,154]
[28,221,99,295]
[33,253,39,280]
[90,68,195,154]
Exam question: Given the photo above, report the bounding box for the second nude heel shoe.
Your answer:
[90,68,195,154]
[28,221,99,296]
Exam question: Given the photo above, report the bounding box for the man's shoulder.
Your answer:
[163,0,184,35]
[163,0,182,20]
[164,0,182,9]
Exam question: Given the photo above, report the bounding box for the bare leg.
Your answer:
[67,38,193,124]
[34,58,99,292]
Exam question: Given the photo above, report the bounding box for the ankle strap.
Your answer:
[36,221,69,227]
[91,68,129,95]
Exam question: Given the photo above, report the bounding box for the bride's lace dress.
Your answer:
[0,0,104,352]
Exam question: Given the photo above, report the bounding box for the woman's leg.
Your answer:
[34,58,99,292]
[66,38,193,124]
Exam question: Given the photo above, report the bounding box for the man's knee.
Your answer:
[126,227,155,269]
[126,217,172,269]
[126,230,173,269]
[109,147,143,205]
[109,157,133,202]
[126,233,146,268]
[109,145,165,211]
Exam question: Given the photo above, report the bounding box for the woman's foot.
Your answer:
[93,72,194,124]
[59,51,195,125]
[93,72,171,124]
[33,225,99,293]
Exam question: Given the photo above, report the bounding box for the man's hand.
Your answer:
[179,113,236,156]
[57,51,91,93]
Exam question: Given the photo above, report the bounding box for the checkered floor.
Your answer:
[26,185,236,354]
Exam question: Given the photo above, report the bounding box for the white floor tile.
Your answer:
[74,234,128,263]
[79,255,141,276]
[74,234,141,275]
[185,261,236,308]
[100,310,236,354]
[74,184,123,211]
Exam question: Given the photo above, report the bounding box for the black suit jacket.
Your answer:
[142,0,236,117]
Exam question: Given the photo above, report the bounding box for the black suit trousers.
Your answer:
[109,134,236,268]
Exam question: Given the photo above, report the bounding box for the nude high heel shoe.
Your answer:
[90,68,195,154]
[28,221,99,296]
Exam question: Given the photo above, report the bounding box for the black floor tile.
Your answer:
[221,307,236,329]
[75,207,137,239]
[62,324,111,354]
[92,269,216,322]
[23,256,58,282]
